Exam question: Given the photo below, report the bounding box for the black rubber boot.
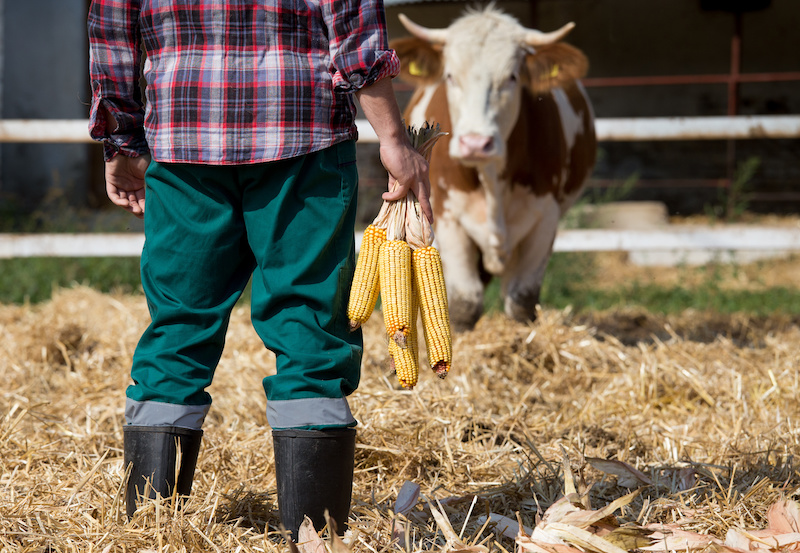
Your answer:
[123,425,203,519]
[272,428,356,539]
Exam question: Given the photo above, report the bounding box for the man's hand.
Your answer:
[379,141,433,224]
[105,154,150,218]
[356,77,434,224]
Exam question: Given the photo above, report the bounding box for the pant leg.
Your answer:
[126,161,256,428]
[240,141,363,430]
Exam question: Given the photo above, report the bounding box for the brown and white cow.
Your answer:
[391,6,597,331]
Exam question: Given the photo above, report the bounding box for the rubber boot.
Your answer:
[123,425,203,519]
[272,428,356,539]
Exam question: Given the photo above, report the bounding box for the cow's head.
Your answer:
[392,7,588,168]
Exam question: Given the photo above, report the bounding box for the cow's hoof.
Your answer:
[505,288,540,324]
[449,299,483,333]
[507,307,538,324]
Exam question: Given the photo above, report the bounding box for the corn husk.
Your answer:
[402,122,447,249]
[375,122,447,246]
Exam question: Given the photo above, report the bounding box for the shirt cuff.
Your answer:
[89,95,150,160]
[332,50,401,93]
[101,133,149,161]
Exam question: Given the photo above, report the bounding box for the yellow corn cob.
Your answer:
[378,239,413,348]
[412,246,452,378]
[347,224,386,330]
[389,281,419,388]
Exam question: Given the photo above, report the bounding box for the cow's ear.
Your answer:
[522,42,588,94]
[390,37,444,86]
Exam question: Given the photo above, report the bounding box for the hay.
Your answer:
[1,254,800,551]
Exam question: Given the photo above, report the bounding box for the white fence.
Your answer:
[2,226,799,259]
[1,116,800,259]
[2,115,800,143]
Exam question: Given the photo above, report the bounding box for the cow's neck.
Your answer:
[474,162,511,273]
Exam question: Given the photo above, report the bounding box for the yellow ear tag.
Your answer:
[550,64,560,78]
[409,60,425,77]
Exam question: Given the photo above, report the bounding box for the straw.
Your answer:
[2,250,800,551]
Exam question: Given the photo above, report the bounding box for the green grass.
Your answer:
[542,279,800,316]
[0,257,144,304]
[3,252,800,318]
[484,252,800,317]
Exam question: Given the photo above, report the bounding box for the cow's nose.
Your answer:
[459,134,494,158]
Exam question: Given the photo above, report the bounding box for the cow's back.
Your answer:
[504,82,596,207]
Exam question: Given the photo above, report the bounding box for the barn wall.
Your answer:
[0,0,796,221]
[0,0,100,220]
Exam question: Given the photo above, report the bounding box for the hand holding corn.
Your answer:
[347,122,452,389]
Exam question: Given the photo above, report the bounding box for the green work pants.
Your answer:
[126,141,362,430]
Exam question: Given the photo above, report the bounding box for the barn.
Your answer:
[0,0,798,222]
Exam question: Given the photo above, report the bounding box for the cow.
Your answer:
[390,6,597,332]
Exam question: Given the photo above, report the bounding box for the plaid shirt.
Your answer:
[88,0,400,164]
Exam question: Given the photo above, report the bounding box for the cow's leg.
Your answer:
[437,219,484,332]
[501,197,561,323]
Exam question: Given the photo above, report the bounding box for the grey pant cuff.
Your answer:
[125,398,210,430]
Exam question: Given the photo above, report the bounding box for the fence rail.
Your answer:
[2,226,799,259]
[2,116,799,259]
[2,115,800,144]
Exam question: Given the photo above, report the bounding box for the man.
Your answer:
[87,0,431,537]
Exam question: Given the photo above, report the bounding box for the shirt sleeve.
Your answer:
[322,0,401,93]
[87,0,149,160]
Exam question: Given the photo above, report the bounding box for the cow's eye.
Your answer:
[445,73,455,85]
[500,74,518,90]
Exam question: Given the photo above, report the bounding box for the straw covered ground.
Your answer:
[1,253,800,552]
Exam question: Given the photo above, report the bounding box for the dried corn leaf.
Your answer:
[476,513,533,540]
[324,511,351,553]
[640,524,720,551]
[539,494,588,526]
[394,480,421,516]
[544,522,630,553]
[587,457,653,488]
[767,500,800,534]
[518,540,586,553]
[730,528,800,550]
[602,526,657,550]
[559,491,639,529]
[297,517,326,553]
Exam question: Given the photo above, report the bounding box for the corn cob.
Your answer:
[367,121,449,389]
[378,239,413,348]
[347,224,386,330]
[389,279,419,388]
[412,246,451,378]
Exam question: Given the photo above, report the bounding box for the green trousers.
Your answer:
[125,141,362,431]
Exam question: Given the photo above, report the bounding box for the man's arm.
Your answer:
[94,103,148,218]
[318,0,433,222]
[88,0,150,217]
[356,77,434,224]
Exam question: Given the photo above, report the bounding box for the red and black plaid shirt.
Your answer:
[88,0,400,163]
